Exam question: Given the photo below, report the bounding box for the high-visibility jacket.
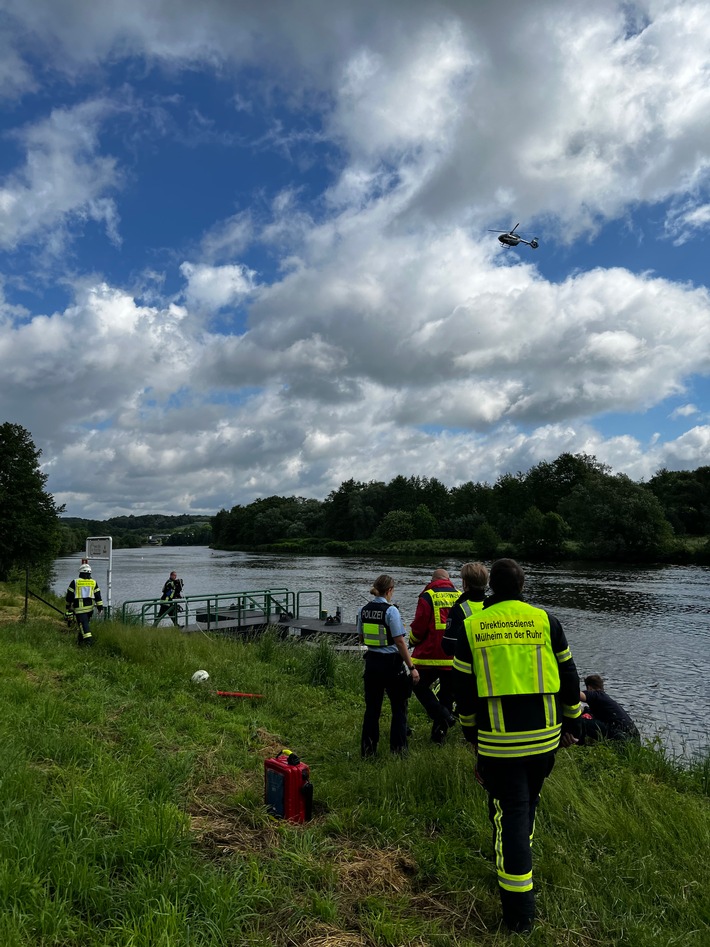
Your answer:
[453,597,581,758]
[66,578,102,614]
[360,600,394,648]
[409,581,460,668]
[160,578,183,602]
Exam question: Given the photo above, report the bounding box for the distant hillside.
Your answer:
[58,514,213,553]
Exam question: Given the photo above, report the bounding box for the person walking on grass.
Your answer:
[153,570,184,627]
[65,563,103,647]
[409,568,460,744]
[359,574,419,758]
[452,558,582,934]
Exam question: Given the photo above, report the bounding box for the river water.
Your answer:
[52,546,710,757]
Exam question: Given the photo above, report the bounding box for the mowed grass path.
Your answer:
[0,599,708,946]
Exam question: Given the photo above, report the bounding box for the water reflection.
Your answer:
[53,548,709,757]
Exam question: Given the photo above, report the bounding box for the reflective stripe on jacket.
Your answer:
[360,600,393,648]
[410,583,460,667]
[69,578,100,614]
[456,599,572,758]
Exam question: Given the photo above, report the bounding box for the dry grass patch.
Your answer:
[333,846,417,895]
[301,929,370,947]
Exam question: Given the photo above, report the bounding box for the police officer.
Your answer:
[65,563,103,647]
[452,559,582,934]
[359,574,419,757]
[153,570,184,627]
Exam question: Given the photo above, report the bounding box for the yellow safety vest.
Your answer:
[462,599,560,698]
[360,601,393,648]
[72,578,98,614]
[423,587,460,631]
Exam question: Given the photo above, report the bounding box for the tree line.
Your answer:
[211,453,710,562]
[3,421,709,593]
[0,422,211,588]
[58,515,213,556]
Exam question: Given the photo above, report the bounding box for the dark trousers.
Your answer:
[412,667,454,739]
[361,651,411,757]
[154,601,179,626]
[75,610,94,645]
[475,751,556,928]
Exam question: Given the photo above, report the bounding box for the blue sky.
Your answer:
[1,0,709,518]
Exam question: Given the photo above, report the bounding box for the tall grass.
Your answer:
[0,609,707,946]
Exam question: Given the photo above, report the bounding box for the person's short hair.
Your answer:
[489,558,525,597]
[431,568,449,581]
[460,561,489,592]
[584,674,605,691]
[170,571,177,577]
[371,574,394,597]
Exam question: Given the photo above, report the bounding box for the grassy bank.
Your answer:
[0,589,708,946]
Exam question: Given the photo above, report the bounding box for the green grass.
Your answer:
[0,605,708,946]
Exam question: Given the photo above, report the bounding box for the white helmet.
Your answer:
[79,564,92,575]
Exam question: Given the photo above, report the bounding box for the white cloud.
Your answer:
[0,99,121,252]
[670,403,699,419]
[1,1,710,517]
[180,261,257,312]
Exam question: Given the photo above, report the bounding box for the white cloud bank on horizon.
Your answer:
[0,0,709,517]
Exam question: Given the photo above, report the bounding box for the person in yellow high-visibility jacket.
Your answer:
[65,563,103,647]
[409,568,460,743]
[452,559,582,934]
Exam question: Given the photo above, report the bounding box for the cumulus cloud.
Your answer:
[0,99,122,253]
[1,0,710,517]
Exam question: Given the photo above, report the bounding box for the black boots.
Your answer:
[500,889,535,934]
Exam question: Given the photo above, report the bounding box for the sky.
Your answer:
[1,0,709,520]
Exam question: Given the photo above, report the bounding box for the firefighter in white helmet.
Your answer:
[65,563,103,646]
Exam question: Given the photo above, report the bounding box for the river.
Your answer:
[52,546,710,758]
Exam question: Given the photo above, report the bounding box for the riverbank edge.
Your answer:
[211,536,710,565]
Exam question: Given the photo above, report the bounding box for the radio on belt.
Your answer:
[264,749,313,823]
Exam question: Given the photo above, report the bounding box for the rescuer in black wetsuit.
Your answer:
[580,674,640,743]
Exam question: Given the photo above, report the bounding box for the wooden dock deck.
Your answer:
[181,609,360,644]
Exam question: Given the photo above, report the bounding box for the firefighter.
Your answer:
[441,561,490,657]
[452,559,582,934]
[359,574,419,757]
[153,570,184,626]
[409,568,460,744]
[65,563,103,647]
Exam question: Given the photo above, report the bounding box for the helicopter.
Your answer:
[488,223,539,250]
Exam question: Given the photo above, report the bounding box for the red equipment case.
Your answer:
[264,749,313,823]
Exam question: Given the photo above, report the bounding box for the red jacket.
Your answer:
[409,579,460,668]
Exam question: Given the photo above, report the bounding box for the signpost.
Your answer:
[85,536,113,613]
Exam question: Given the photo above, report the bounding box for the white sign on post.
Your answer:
[85,536,113,612]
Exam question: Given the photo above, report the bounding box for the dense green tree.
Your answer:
[384,475,423,514]
[525,452,610,513]
[449,481,495,521]
[646,467,710,535]
[323,479,367,539]
[514,506,571,558]
[492,472,531,538]
[418,477,451,519]
[440,512,486,540]
[513,506,546,555]
[473,522,502,558]
[561,474,675,558]
[376,510,415,542]
[413,503,438,539]
[0,423,63,584]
